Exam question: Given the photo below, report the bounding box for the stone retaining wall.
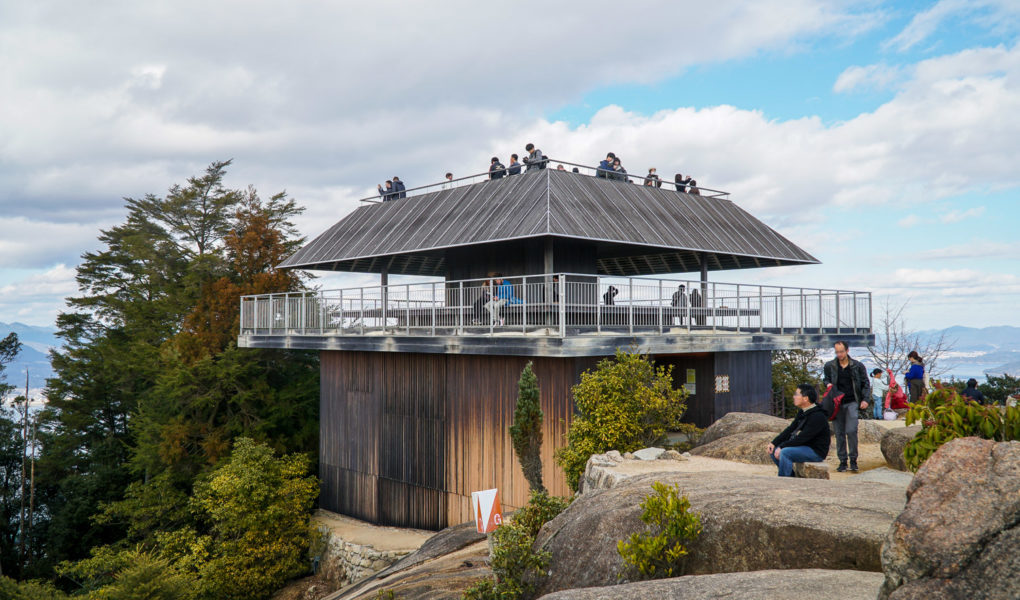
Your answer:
[319,530,411,587]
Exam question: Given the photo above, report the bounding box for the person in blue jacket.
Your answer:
[767,384,830,477]
[492,274,522,326]
[903,351,926,403]
[597,152,616,178]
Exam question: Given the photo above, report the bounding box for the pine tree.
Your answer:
[510,362,545,493]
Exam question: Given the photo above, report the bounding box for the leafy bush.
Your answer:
[904,387,1020,471]
[617,482,702,580]
[0,576,69,600]
[462,490,569,600]
[555,349,687,491]
[57,438,318,600]
[510,362,545,493]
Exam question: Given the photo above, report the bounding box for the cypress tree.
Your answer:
[510,362,545,493]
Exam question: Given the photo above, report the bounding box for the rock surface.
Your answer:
[535,470,905,596]
[328,521,488,600]
[880,425,922,471]
[536,569,886,600]
[696,412,788,446]
[856,419,888,444]
[688,431,776,464]
[792,461,829,479]
[845,466,912,489]
[879,437,1020,600]
[632,447,666,460]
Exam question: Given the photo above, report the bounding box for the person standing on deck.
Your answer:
[377,180,395,201]
[392,176,407,199]
[823,341,871,472]
[597,153,616,178]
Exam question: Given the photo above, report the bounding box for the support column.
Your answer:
[381,267,388,328]
[544,237,556,325]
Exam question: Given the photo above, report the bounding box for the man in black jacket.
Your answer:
[822,341,871,472]
[768,384,830,477]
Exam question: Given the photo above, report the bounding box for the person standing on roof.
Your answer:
[675,173,689,193]
[489,158,506,180]
[644,167,662,187]
[687,178,700,195]
[392,176,407,199]
[612,157,628,182]
[507,154,522,176]
[442,172,454,190]
[377,180,395,201]
[523,143,546,171]
[823,341,871,472]
[597,153,616,178]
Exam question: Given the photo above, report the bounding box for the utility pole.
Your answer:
[28,412,37,566]
[18,369,28,571]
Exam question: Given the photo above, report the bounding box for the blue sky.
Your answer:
[0,0,1018,331]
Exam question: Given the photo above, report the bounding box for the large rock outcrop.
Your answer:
[879,437,1020,600]
[881,425,922,472]
[536,569,885,600]
[328,521,488,600]
[856,419,888,444]
[688,431,776,464]
[696,412,788,446]
[534,471,906,596]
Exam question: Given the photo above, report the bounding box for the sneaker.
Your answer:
[849,462,859,472]
[836,463,848,472]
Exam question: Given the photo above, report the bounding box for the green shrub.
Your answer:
[617,481,702,580]
[904,387,1020,471]
[555,349,687,491]
[0,576,69,600]
[462,490,569,600]
[510,362,545,493]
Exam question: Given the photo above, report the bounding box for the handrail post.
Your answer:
[800,288,805,334]
[338,289,344,334]
[712,283,717,333]
[283,293,289,334]
[836,291,841,334]
[658,279,663,334]
[852,292,858,332]
[459,281,464,333]
[758,285,763,333]
[628,278,633,335]
[431,282,436,336]
[319,291,325,335]
[734,285,742,332]
[360,288,365,335]
[779,288,784,334]
[818,289,823,332]
[522,276,528,334]
[299,292,305,334]
[868,292,873,332]
[381,285,387,332]
[406,284,411,335]
[558,275,566,338]
[254,296,260,335]
[596,280,601,334]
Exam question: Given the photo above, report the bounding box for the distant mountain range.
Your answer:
[914,325,1020,380]
[0,321,60,392]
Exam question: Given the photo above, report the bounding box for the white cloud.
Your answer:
[833,63,907,92]
[0,265,78,327]
[898,214,922,228]
[919,241,1020,260]
[939,206,986,223]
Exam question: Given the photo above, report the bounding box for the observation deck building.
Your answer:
[239,163,873,529]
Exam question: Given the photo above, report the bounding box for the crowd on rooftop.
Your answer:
[376,143,703,201]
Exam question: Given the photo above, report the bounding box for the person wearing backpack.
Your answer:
[489,157,506,180]
[822,341,871,472]
[767,384,830,477]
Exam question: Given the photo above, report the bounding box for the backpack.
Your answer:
[885,369,909,409]
[820,384,845,421]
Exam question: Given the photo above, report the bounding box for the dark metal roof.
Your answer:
[281,169,818,276]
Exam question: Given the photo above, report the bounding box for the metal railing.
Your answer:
[239,273,871,339]
[360,159,729,203]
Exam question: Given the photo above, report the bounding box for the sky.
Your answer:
[1,0,1018,331]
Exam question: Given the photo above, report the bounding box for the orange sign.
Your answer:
[471,488,503,534]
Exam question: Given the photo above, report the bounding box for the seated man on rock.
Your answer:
[767,384,830,477]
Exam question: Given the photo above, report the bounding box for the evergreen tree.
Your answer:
[510,362,545,493]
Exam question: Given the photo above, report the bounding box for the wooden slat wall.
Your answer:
[319,350,596,530]
[713,350,772,417]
